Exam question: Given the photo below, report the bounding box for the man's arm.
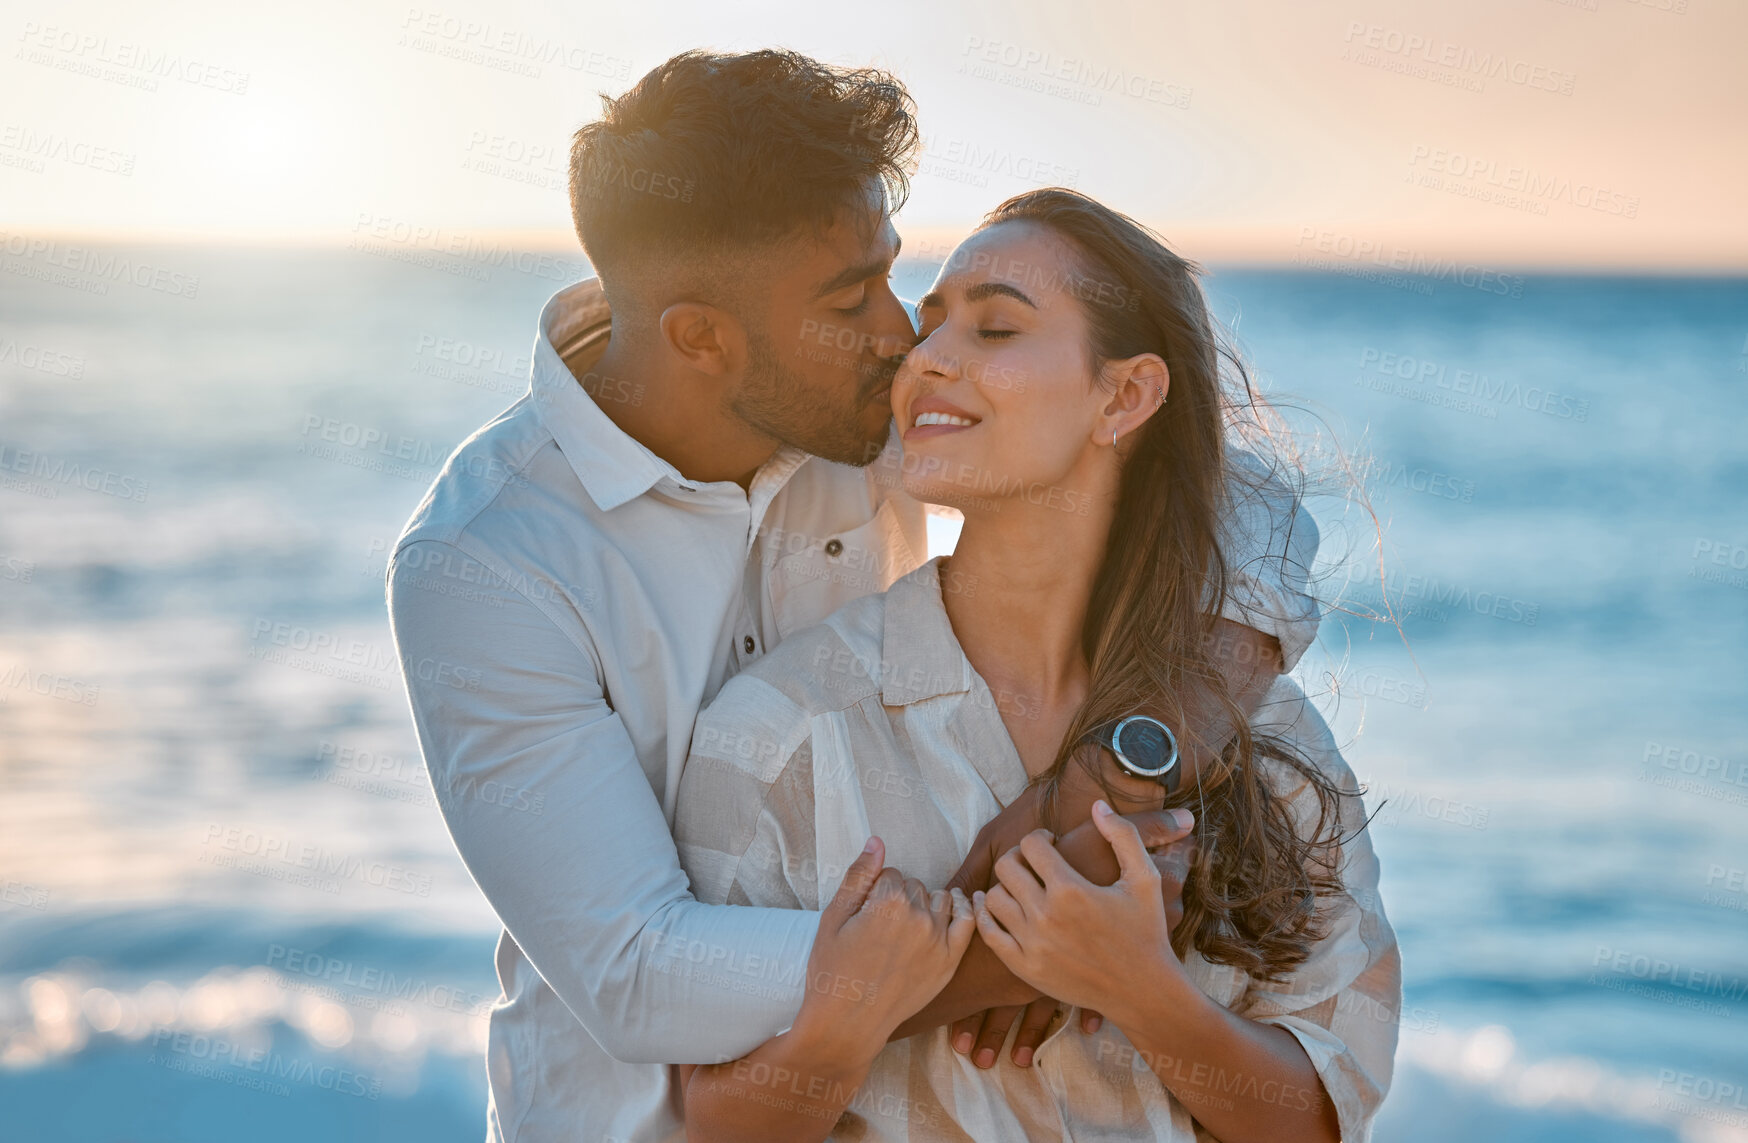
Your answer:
[387,538,820,1065]
[677,847,976,1143]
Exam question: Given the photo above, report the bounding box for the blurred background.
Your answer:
[1,1,1744,1140]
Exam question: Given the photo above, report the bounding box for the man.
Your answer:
[387,49,1321,1143]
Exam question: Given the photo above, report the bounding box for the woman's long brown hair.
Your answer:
[986,188,1351,982]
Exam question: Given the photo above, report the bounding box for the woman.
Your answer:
[672,188,1399,1142]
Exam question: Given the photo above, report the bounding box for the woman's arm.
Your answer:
[681,838,975,1143]
[973,803,1340,1143]
[1105,969,1339,1142]
[925,619,1283,1065]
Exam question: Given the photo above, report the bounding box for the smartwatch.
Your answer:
[1079,715,1182,794]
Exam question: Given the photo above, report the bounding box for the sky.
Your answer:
[2,0,1744,269]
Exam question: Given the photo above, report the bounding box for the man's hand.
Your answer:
[796,837,974,1058]
[944,806,1196,1066]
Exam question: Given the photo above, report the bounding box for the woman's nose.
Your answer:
[903,333,957,382]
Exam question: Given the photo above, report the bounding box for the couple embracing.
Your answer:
[389,47,1398,1143]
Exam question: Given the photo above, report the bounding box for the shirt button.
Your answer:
[743,636,756,655]
[824,538,843,557]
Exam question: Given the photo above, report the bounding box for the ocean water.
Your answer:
[1,242,1743,1142]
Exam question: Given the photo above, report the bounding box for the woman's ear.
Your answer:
[1097,353,1171,447]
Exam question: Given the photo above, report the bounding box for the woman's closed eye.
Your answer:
[977,329,1018,341]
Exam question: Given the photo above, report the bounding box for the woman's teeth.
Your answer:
[913,412,976,428]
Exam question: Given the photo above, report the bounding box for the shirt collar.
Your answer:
[531,279,676,511]
[882,558,1034,806]
[528,278,815,518]
[880,558,977,706]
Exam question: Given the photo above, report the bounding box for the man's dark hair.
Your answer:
[569,50,918,317]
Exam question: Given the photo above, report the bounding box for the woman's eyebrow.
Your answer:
[917,281,1039,310]
[964,281,1038,308]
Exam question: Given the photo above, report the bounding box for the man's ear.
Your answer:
[1097,353,1171,445]
[658,302,744,378]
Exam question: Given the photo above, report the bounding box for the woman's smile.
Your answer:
[903,394,982,442]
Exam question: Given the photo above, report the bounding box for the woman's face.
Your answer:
[891,220,1123,517]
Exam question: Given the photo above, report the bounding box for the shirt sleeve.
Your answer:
[1234,681,1401,1142]
[387,538,821,1065]
[673,669,821,913]
[1218,449,1323,672]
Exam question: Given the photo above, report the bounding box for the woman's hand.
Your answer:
[792,837,976,1062]
[972,801,1183,1020]
[940,799,1195,1066]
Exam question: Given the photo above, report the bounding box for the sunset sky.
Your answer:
[4,0,1744,268]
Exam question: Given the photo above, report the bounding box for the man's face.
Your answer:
[728,203,915,466]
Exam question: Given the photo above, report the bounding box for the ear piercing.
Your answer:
[1114,387,1170,445]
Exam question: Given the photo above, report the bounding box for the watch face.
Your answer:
[1116,717,1177,777]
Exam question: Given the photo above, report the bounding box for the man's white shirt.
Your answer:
[387,279,1322,1143]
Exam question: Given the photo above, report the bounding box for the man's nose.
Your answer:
[875,335,914,362]
[872,298,918,361]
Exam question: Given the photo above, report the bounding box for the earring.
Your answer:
[1112,428,1119,447]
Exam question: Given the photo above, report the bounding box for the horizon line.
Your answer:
[5,225,1746,276]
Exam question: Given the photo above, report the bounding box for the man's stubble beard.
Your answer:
[729,325,895,467]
